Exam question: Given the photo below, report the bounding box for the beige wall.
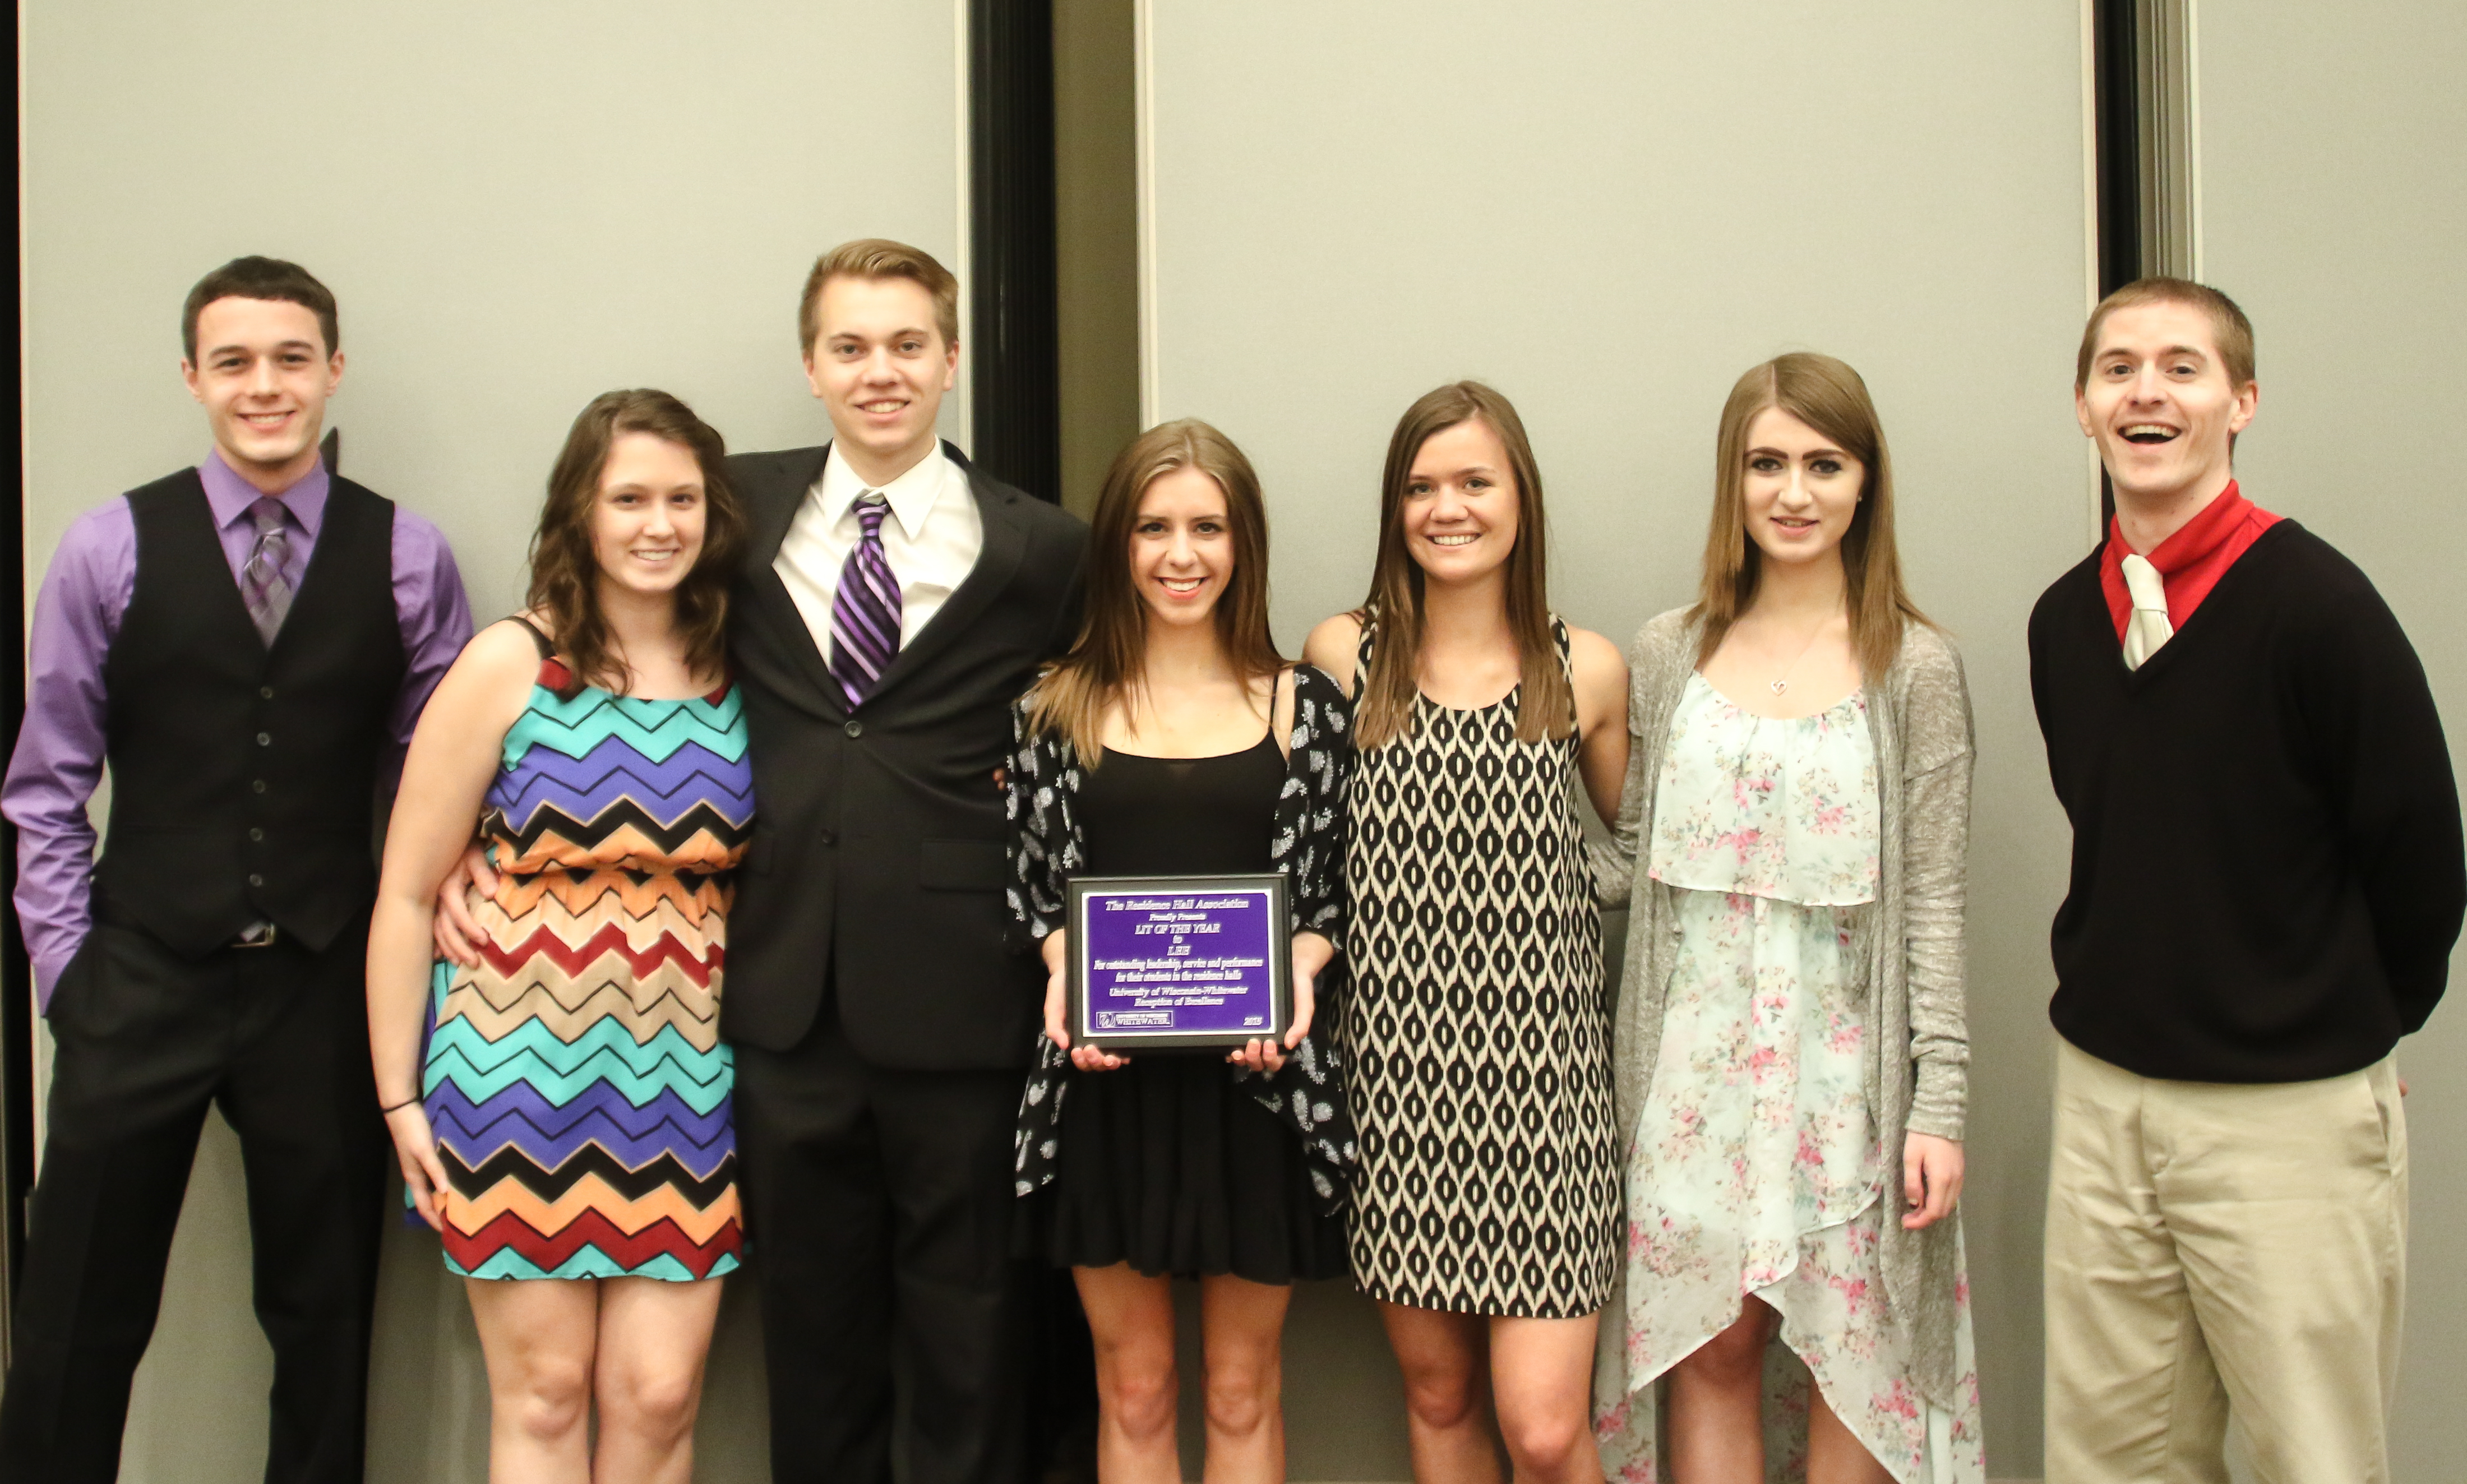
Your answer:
[1139,4,2090,1477]
[17,2,966,1479]
[2197,5,2466,1478]
[1053,0,1142,519]
[19,2,2465,1481]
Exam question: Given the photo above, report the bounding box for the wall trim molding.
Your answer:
[1132,0,1159,427]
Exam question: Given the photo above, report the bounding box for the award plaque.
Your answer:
[1068,873,1291,1051]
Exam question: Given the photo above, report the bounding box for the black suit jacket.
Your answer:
[722,442,1087,1065]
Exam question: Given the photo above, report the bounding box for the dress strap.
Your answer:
[506,614,583,698]
[507,614,557,659]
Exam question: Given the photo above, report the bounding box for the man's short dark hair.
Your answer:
[182,256,340,363]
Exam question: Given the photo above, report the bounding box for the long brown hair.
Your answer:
[1693,353,1927,680]
[1355,381,1573,750]
[528,389,745,694]
[1024,419,1283,762]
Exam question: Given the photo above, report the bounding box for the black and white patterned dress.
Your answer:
[1341,617,1619,1316]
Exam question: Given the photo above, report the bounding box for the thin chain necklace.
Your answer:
[1767,618,1831,695]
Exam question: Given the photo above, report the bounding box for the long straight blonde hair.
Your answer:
[1354,381,1574,751]
[1693,354,1928,679]
[1024,419,1283,762]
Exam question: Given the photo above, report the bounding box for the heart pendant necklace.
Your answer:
[1768,620,1830,696]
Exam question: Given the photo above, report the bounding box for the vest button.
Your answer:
[247,873,264,887]
[256,732,271,747]
[248,827,265,843]
[819,827,838,847]
[251,779,267,794]
[844,720,863,739]
[259,686,275,700]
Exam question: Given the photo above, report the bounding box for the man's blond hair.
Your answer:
[2076,276,2255,391]
[797,238,960,355]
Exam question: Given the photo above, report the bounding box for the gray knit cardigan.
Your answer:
[1591,607,1975,1406]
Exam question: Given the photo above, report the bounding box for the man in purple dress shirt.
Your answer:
[0,257,472,1483]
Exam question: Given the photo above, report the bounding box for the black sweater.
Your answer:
[2029,520,2463,1083]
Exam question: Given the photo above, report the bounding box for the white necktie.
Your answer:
[2120,553,2174,671]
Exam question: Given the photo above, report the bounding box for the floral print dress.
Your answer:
[1602,674,1983,1484]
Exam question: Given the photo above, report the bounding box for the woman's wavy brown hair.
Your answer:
[1354,381,1573,750]
[1025,418,1283,763]
[1693,353,1927,680]
[528,389,744,695]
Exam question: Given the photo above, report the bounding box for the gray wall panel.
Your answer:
[1142,4,2091,1476]
[18,4,965,1480]
[2198,6,2466,1478]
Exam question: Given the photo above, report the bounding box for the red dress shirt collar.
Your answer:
[2098,480,2283,642]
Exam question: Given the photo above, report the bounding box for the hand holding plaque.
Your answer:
[1064,874,1296,1059]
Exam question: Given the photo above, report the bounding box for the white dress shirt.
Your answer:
[774,442,983,651]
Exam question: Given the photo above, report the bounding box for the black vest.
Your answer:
[96,467,406,957]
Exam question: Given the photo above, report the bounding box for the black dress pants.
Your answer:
[0,918,388,1484]
[734,1010,1029,1484]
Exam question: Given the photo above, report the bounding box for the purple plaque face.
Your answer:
[1074,881,1283,1044]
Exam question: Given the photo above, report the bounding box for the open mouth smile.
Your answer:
[2120,423,2182,445]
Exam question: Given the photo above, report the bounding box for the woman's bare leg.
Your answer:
[1488,1312,1603,1484]
[1804,1379,1895,1484]
[466,1277,601,1484]
[1665,1298,1780,1484]
[1379,1301,1504,1484]
[1196,1274,1292,1484]
[1077,1263,1183,1484]
[591,1274,727,1484]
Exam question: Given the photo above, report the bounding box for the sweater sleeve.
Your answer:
[1590,627,1664,905]
[1899,636,1976,1141]
[2294,566,2465,1034]
[1003,700,1078,951]
[1279,665,1352,950]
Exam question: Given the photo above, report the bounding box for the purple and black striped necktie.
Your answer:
[828,492,903,709]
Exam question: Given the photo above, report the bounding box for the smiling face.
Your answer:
[1740,405,1864,570]
[1402,417,1521,585]
[1128,465,1234,629]
[803,274,959,482]
[590,431,708,599]
[2077,299,2257,508]
[181,296,343,490]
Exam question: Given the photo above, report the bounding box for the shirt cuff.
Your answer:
[32,938,82,1014]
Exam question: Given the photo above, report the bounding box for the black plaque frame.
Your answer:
[1068,873,1291,1052]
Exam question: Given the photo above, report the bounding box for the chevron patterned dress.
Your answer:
[421,636,752,1281]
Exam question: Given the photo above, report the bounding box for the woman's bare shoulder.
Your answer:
[460,617,549,678]
[1302,612,1365,690]
[1565,624,1627,680]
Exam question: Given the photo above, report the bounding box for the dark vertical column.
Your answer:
[2092,0,2144,295]
[2090,0,2145,530]
[969,0,1063,504]
[2,322,28,1348]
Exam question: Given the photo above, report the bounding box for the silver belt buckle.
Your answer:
[232,922,280,950]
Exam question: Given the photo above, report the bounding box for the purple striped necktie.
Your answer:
[240,496,294,645]
[828,493,903,709]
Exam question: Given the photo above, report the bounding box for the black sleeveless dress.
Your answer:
[1032,735,1351,1282]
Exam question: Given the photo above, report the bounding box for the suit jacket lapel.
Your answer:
[740,444,845,715]
[866,443,1028,706]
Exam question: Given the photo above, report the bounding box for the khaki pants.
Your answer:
[2043,1040,2407,1484]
